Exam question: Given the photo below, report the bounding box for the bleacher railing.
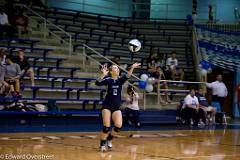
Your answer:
[16,4,73,56]
[82,44,151,109]
[192,26,202,82]
[82,44,207,110]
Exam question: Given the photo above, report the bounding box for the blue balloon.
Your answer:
[200,60,210,70]
[186,14,193,24]
[186,14,192,21]
[139,80,146,89]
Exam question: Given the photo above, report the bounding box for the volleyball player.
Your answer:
[96,62,140,152]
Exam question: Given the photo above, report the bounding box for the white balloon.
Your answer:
[198,64,202,69]
[140,74,148,81]
[200,69,207,76]
[207,68,212,73]
[145,84,154,92]
[147,77,156,84]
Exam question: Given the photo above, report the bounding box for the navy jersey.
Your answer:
[196,93,209,107]
[96,74,129,108]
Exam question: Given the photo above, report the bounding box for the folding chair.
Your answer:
[211,101,227,124]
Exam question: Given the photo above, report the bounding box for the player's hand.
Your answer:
[132,62,141,68]
[101,64,109,76]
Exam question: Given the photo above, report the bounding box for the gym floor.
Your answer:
[0,124,240,160]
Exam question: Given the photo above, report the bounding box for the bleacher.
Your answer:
[0,38,104,111]
[27,6,195,81]
[0,3,196,125]
[196,25,240,71]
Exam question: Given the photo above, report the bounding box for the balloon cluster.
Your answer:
[199,60,212,75]
[138,74,156,92]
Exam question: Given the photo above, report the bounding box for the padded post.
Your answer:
[47,68,53,77]
[84,80,91,89]
[76,89,83,100]
[32,87,40,99]
[66,89,73,99]
[51,78,58,88]
[82,101,89,110]
[61,78,68,88]
[56,59,63,69]
[36,67,42,77]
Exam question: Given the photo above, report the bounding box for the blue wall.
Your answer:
[47,0,132,17]
[151,0,240,22]
[197,0,240,23]
[150,0,191,19]
[47,0,240,22]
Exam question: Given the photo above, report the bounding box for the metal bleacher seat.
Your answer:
[0,45,53,59]
[32,65,80,78]
[0,38,39,50]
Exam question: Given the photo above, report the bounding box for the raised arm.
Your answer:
[205,82,213,88]
[95,64,110,86]
[127,62,141,77]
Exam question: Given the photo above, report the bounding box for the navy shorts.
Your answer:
[101,105,121,113]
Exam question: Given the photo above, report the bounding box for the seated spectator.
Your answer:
[0,48,7,65]
[0,8,16,39]
[182,89,205,126]
[166,51,179,79]
[147,51,162,76]
[124,85,141,128]
[172,66,184,81]
[14,50,35,86]
[152,66,171,104]
[196,88,217,124]
[4,55,21,97]
[0,63,9,97]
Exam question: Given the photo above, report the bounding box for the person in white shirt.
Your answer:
[182,89,205,126]
[206,74,228,111]
[166,51,178,71]
[124,85,141,128]
[166,51,183,81]
[0,8,15,39]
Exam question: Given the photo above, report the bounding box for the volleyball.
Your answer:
[128,39,141,53]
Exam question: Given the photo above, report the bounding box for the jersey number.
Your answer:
[113,89,118,95]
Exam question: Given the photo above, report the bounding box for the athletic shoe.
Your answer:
[99,145,107,152]
[106,140,112,150]
[136,122,141,128]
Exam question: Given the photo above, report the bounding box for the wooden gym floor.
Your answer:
[0,128,240,160]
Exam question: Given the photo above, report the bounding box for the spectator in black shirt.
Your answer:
[196,88,217,124]
[152,66,170,104]
[14,50,35,86]
[147,51,162,77]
